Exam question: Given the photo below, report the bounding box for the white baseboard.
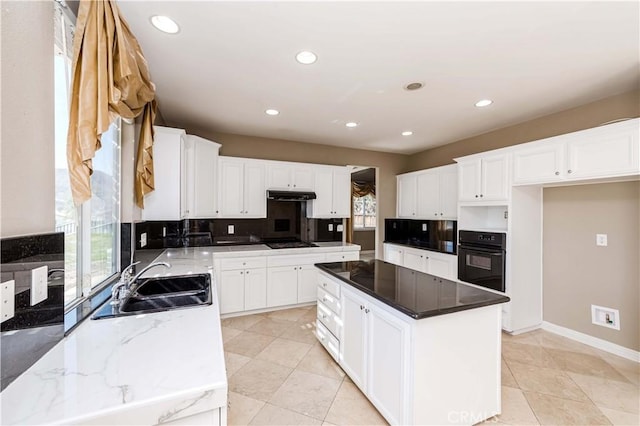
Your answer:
[541,321,640,363]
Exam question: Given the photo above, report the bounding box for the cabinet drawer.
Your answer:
[316,321,340,363]
[268,254,325,268]
[317,286,341,315]
[219,257,267,271]
[318,273,340,298]
[317,301,340,338]
[325,251,360,262]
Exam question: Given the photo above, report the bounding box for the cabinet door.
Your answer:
[190,136,219,218]
[402,248,427,273]
[218,158,245,217]
[395,269,416,310]
[243,161,266,217]
[181,135,192,218]
[308,168,334,218]
[267,163,293,190]
[326,251,360,262]
[143,127,184,220]
[266,266,298,307]
[396,174,417,217]
[244,268,267,311]
[332,168,352,217]
[567,128,640,179]
[297,264,318,303]
[438,166,458,218]
[427,252,456,280]
[292,167,314,191]
[383,244,403,266]
[512,141,564,185]
[415,171,439,218]
[220,270,245,314]
[341,287,367,390]
[367,306,409,425]
[457,159,481,202]
[481,154,509,201]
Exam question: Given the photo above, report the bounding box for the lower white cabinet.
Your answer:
[341,285,409,425]
[219,268,267,314]
[266,266,299,307]
[383,243,457,281]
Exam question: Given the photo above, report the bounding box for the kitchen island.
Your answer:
[314,259,510,425]
[0,248,227,425]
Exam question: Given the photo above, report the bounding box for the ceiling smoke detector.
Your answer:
[404,82,424,91]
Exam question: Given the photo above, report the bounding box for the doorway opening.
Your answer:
[347,166,377,261]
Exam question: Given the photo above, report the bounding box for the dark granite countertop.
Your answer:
[315,260,509,319]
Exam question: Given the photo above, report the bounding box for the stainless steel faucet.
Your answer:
[111,262,171,307]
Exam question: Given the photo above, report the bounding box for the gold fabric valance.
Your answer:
[352,181,375,197]
[67,0,156,208]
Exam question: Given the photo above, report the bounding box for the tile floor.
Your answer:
[221,306,639,425]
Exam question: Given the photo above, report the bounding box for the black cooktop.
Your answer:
[315,260,510,319]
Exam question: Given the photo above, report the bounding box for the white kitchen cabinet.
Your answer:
[142,126,187,221]
[218,257,268,314]
[219,270,245,314]
[218,157,266,218]
[266,266,299,307]
[307,166,351,218]
[396,164,458,219]
[298,264,320,303]
[341,285,409,425]
[185,135,221,218]
[325,251,360,262]
[512,139,565,185]
[457,153,509,202]
[267,162,314,191]
[244,268,268,311]
[383,243,457,281]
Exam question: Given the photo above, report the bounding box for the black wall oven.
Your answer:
[458,230,506,292]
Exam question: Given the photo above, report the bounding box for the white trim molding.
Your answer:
[542,321,640,363]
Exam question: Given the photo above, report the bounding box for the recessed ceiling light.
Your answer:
[404,82,424,91]
[475,99,493,107]
[295,51,317,65]
[265,109,279,116]
[402,131,413,136]
[150,15,180,34]
[345,122,358,128]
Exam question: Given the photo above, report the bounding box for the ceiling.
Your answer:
[117,1,639,155]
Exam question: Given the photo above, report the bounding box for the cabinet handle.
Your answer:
[240,271,244,275]
[246,270,250,274]
[287,184,291,187]
[216,210,219,213]
[420,255,423,258]
[360,305,364,310]
[475,195,478,198]
[426,256,429,259]
[440,213,443,216]
[480,194,484,198]
[568,169,572,174]
[293,184,297,188]
[243,262,246,265]
[434,213,438,216]
[365,308,370,314]
[555,171,559,176]
[322,297,327,302]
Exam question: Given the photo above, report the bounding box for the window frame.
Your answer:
[352,192,377,231]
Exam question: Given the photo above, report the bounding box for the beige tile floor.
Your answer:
[222,306,639,426]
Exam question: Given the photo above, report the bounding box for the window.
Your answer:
[353,193,376,229]
[54,4,121,305]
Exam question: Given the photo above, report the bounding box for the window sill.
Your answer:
[353,227,376,232]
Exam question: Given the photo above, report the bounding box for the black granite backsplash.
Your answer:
[384,218,457,254]
[135,200,343,250]
[1,232,65,390]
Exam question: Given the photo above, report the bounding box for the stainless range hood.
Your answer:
[267,190,317,201]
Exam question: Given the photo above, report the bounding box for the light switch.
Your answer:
[328,224,334,232]
[140,232,147,247]
[228,225,235,234]
[31,266,48,306]
[422,223,427,232]
[596,234,608,246]
[1,280,15,323]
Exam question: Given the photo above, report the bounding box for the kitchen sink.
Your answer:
[92,274,212,320]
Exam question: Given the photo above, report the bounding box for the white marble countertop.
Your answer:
[0,248,227,425]
[197,241,360,258]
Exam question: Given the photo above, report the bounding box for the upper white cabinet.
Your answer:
[266,162,314,191]
[512,118,639,185]
[218,157,266,218]
[396,165,458,219]
[307,166,351,218]
[143,127,221,220]
[457,153,510,202]
[185,135,221,218]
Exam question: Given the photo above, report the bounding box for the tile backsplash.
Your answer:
[1,232,65,390]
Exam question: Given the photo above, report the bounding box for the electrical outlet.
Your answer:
[328,224,334,231]
[162,227,167,237]
[228,225,235,235]
[336,224,344,232]
[591,304,620,330]
[31,266,48,306]
[140,233,147,247]
[422,223,427,232]
[1,280,15,323]
[596,234,608,246]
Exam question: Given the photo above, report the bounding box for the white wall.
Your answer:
[1,1,55,237]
